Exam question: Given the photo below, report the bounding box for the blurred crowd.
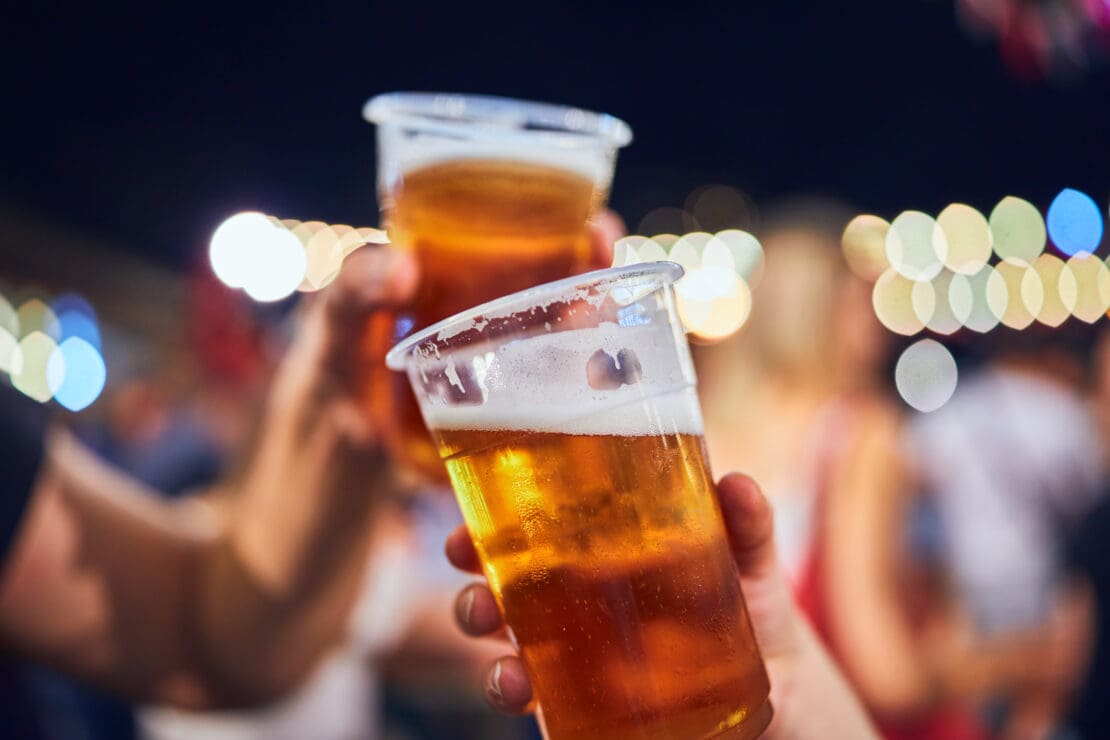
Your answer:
[2,199,1108,740]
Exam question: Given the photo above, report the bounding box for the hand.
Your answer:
[267,244,418,448]
[444,473,879,739]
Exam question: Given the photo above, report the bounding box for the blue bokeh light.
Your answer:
[1047,188,1104,257]
[57,310,102,350]
[51,293,97,321]
[52,337,106,412]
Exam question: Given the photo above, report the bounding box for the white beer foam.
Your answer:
[420,321,703,436]
[426,386,704,437]
[390,136,616,187]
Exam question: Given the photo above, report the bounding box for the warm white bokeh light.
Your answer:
[887,211,947,282]
[242,227,309,302]
[896,339,958,413]
[209,212,273,289]
[948,266,1007,333]
[16,299,61,339]
[12,331,60,402]
[937,203,992,275]
[990,196,1046,263]
[1031,254,1076,327]
[995,258,1044,330]
[841,214,890,281]
[873,268,928,335]
[1067,253,1110,323]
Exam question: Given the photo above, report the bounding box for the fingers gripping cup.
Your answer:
[387,263,772,740]
[362,92,632,482]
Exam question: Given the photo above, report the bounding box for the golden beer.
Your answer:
[362,159,600,480]
[436,421,771,740]
[387,264,771,740]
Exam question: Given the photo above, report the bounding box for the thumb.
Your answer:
[717,473,778,580]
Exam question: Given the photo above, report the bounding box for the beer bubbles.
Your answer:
[209,212,388,301]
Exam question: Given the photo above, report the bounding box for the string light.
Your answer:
[209,213,388,301]
[873,268,928,335]
[990,196,1046,263]
[1066,253,1110,323]
[895,339,958,413]
[613,228,762,342]
[937,203,992,275]
[1047,188,1104,257]
[886,210,946,282]
[841,214,890,281]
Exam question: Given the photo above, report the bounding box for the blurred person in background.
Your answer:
[0,247,429,738]
[695,202,984,739]
[909,325,1104,738]
[1044,325,1110,740]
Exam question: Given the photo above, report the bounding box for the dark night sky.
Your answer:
[3,1,1108,267]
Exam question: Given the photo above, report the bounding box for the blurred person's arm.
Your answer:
[822,400,939,717]
[0,247,418,709]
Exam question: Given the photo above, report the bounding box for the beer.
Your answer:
[363,158,602,480]
[432,395,772,740]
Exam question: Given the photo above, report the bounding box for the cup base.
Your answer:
[702,698,773,740]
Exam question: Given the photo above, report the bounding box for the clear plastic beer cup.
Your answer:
[387,263,772,740]
[361,92,632,482]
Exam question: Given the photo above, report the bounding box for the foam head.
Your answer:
[388,263,702,440]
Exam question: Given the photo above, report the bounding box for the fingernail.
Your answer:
[459,587,476,628]
[487,661,504,704]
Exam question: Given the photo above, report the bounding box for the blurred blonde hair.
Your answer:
[744,199,855,388]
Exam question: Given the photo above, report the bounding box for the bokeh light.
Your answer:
[948,266,1007,333]
[895,339,958,413]
[1031,254,1077,327]
[990,196,1046,263]
[841,214,891,281]
[937,203,992,275]
[0,327,19,375]
[1066,252,1110,323]
[50,337,106,412]
[16,299,61,339]
[678,268,753,342]
[637,207,696,236]
[0,294,18,337]
[684,185,757,232]
[886,210,947,282]
[873,268,929,335]
[668,232,711,274]
[995,258,1044,330]
[57,309,102,350]
[1047,188,1103,257]
[210,212,273,289]
[612,230,760,341]
[12,331,60,402]
[921,271,962,335]
[300,225,346,292]
[242,227,308,302]
[704,229,764,286]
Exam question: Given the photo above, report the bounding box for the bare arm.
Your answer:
[822,401,937,717]
[0,246,417,709]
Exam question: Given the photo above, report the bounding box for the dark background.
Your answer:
[3,1,1108,268]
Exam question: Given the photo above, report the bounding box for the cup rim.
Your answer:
[363,91,633,149]
[385,261,683,371]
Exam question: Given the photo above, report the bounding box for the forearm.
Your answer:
[768,618,879,739]
[190,394,390,706]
